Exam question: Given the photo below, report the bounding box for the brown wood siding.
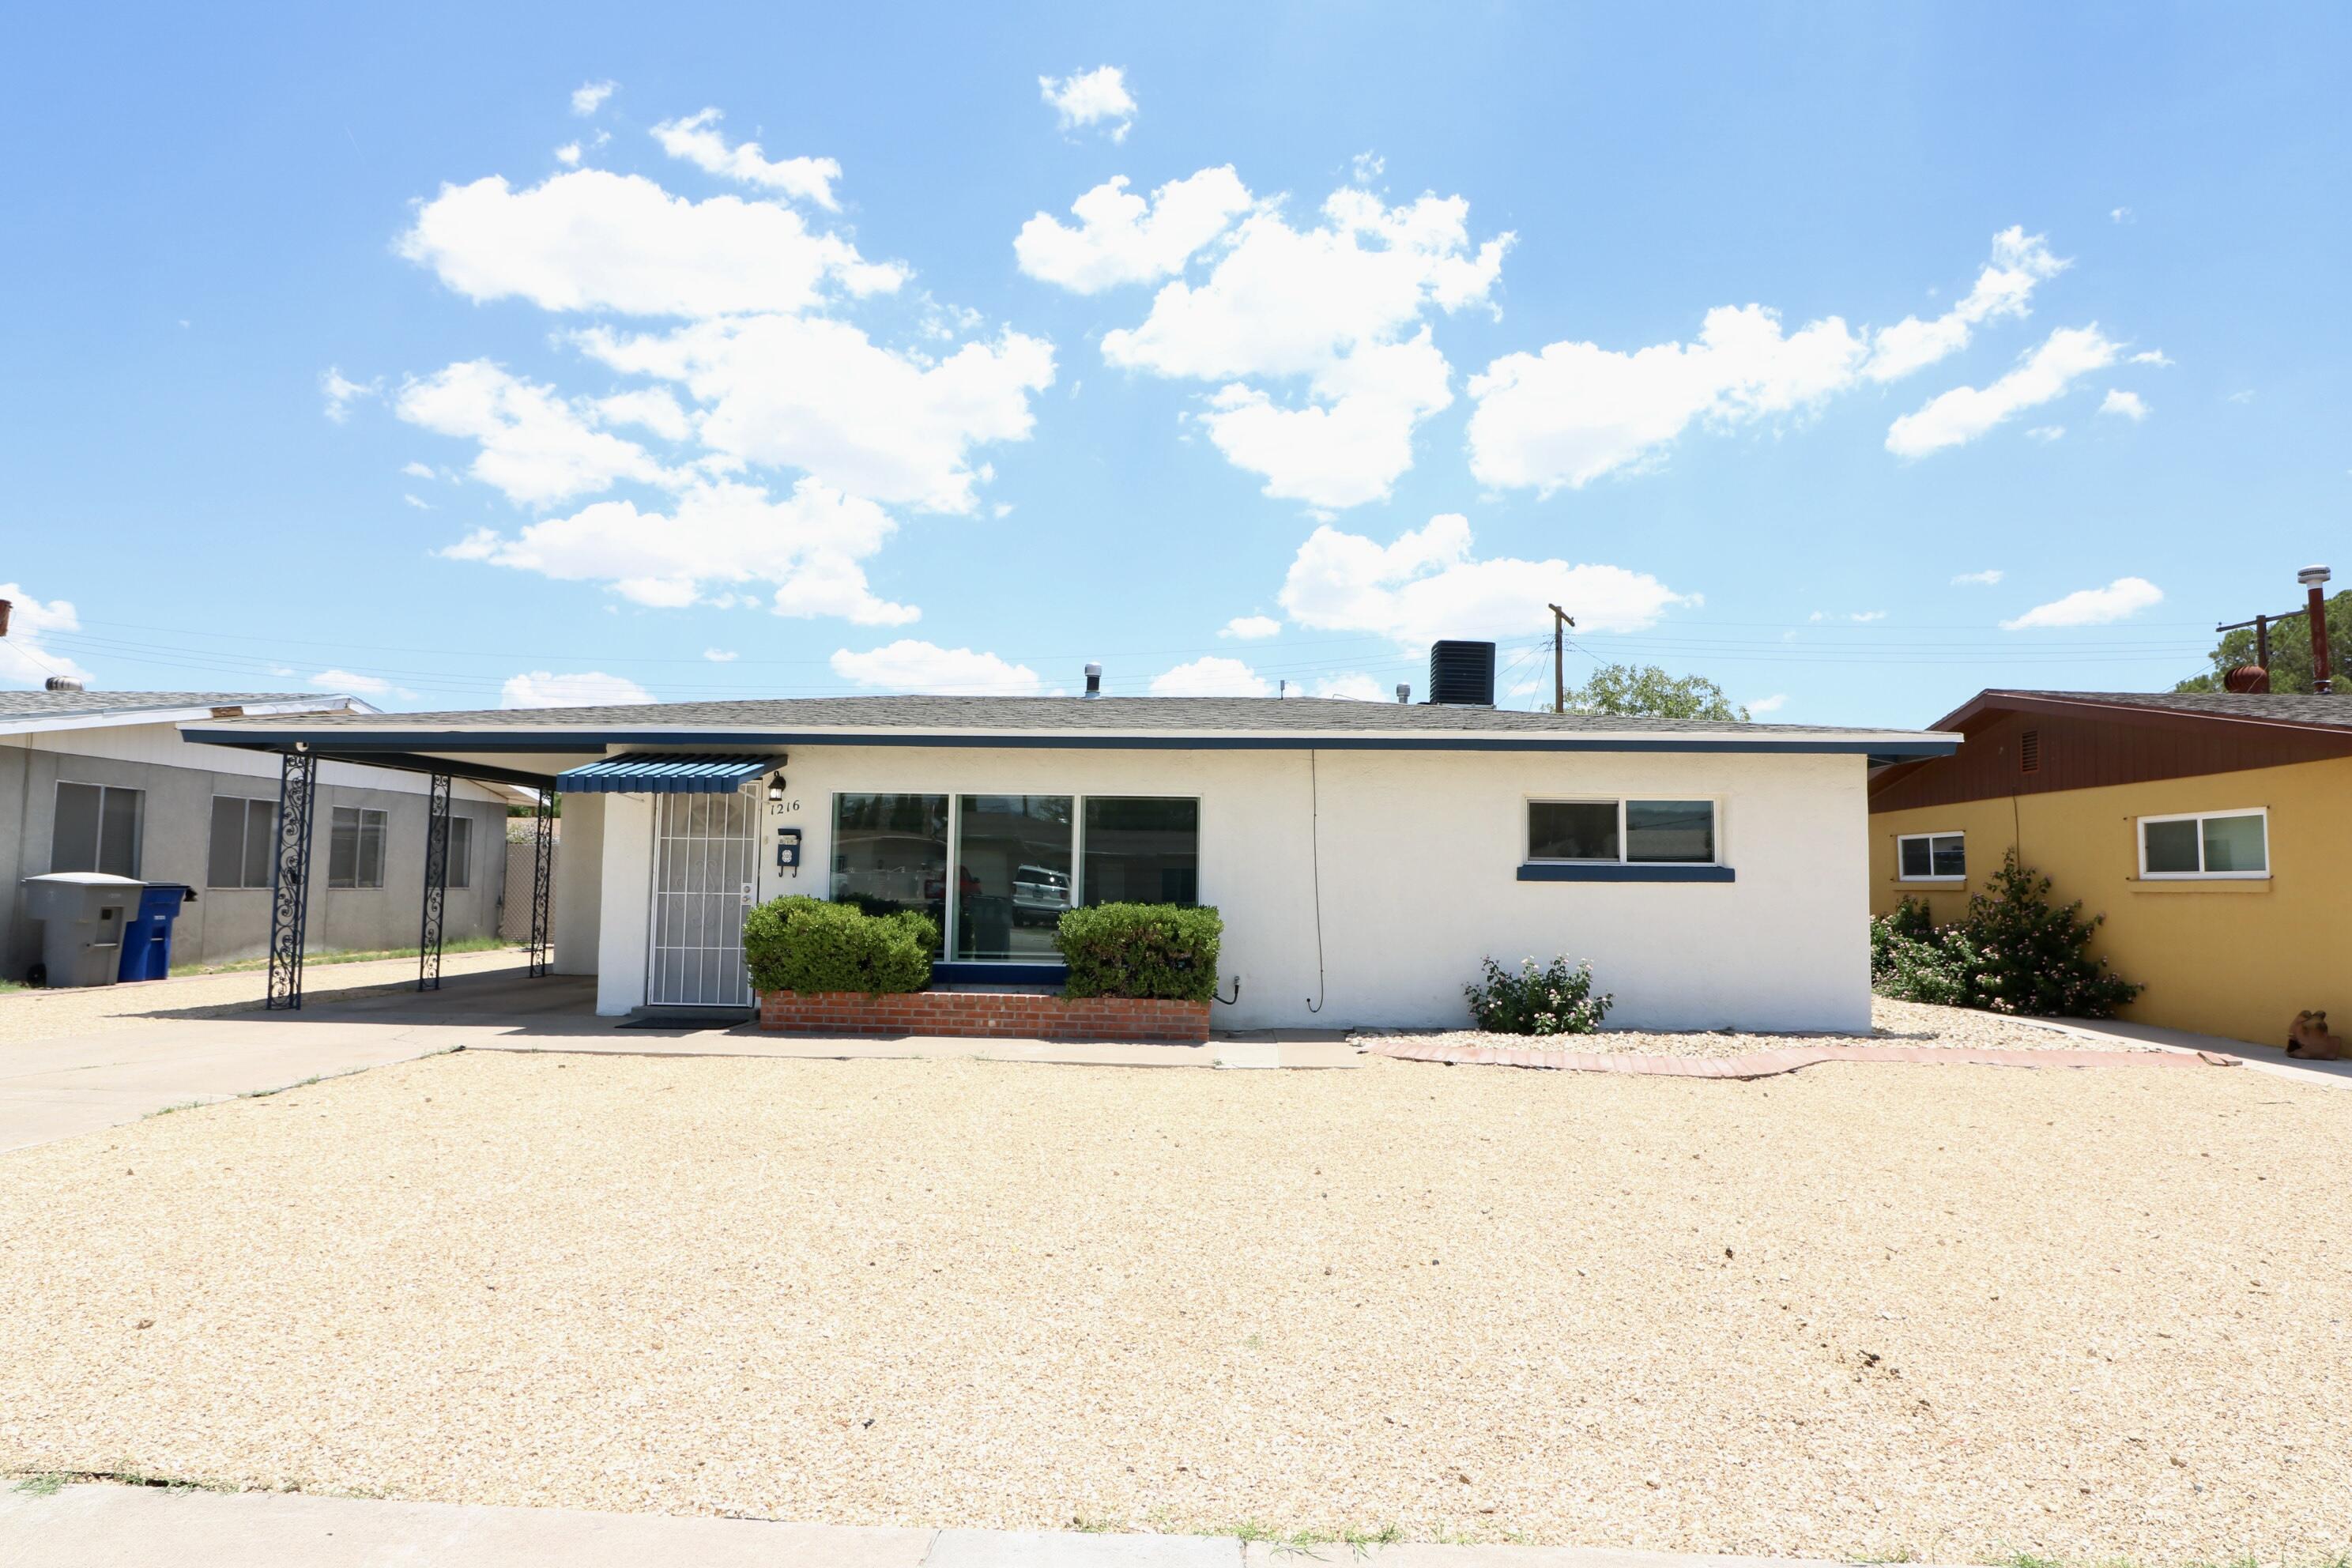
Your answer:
[1870,707,2352,812]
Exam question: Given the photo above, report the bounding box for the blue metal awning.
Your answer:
[554,752,775,794]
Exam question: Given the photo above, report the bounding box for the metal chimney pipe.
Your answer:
[2300,565,2332,692]
[1083,662,1102,699]
[1394,683,1410,703]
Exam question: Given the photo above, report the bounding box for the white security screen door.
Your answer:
[646,789,758,1007]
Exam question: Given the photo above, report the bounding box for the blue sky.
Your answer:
[2,3,2346,725]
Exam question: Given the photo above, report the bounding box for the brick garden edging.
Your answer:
[756,989,1211,1044]
[1360,1038,2244,1080]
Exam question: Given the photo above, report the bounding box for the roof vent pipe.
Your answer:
[2299,565,2332,693]
[1083,662,1102,699]
[1395,683,1411,704]
[44,676,85,693]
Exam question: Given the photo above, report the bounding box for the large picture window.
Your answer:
[52,782,143,878]
[208,797,277,888]
[326,806,387,889]
[2139,808,2267,880]
[1528,798,1717,865]
[829,793,1200,965]
[831,793,949,948]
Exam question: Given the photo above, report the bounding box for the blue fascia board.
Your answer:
[1517,861,1737,883]
[181,727,1957,760]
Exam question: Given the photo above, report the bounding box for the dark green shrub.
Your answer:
[1054,903,1223,1002]
[742,895,936,996]
[1868,854,2141,1017]
[1464,956,1613,1035]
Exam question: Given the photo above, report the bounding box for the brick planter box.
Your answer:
[756,989,1211,1044]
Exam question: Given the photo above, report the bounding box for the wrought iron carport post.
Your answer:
[416,771,452,992]
[526,789,556,978]
[265,748,319,1011]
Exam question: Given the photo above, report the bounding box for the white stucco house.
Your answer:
[182,650,1957,1031]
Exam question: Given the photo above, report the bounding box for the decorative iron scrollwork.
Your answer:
[417,772,451,992]
[527,790,556,978]
[266,749,318,1011]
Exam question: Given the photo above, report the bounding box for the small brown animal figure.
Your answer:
[2286,1010,2348,1060]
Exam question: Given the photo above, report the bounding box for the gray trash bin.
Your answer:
[21,872,145,988]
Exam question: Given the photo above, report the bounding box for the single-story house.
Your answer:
[1868,688,2352,1047]
[3,687,515,978]
[183,646,1957,1031]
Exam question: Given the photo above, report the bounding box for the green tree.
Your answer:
[2176,588,2352,693]
[1567,663,1748,722]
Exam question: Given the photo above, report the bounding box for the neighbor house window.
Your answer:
[52,782,144,877]
[1528,799,1717,865]
[831,793,950,948]
[2139,808,2267,880]
[446,815,473,890]
[326,806,387,889]
[208,797,277,888]
[1896,831,1966,882]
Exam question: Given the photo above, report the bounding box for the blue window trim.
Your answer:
[1517,861,1736,883]
[930,960,1069,985]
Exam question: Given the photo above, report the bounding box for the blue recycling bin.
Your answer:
[118,883,194,982]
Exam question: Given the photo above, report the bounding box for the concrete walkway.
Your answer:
[2007,1013,2352,1090]
[0,1483,1909,1568]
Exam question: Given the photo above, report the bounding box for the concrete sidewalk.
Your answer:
[0,1483,1902,1568]
[2010,1012,2352,1090]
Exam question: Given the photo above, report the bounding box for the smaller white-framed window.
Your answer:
[1895,831,1966,882]
[2138,808,2268,880]
[1527,798,1720,865]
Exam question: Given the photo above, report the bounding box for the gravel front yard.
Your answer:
[2,1047,2346,1565]
[1356,996,2168,1061]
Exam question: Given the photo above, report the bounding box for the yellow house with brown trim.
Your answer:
[1868,690,2352,1050]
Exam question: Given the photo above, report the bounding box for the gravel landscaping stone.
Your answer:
[1355,997,2166,1061]
[1,1047,2343,1564]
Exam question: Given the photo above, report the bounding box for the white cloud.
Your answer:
[2100,388,2149,420]
[594,386,693,443]
[703,647,738,662]
[1350,151,1384,185]
[2129,349,2173,366]
[396,360,678,507]
[309,668,393,696]
[1013,168,1253,293]
[1220,614,1281,639]
[2228,389,2255,404]
[2026,425,2065,443]
[650,108,841,210]
[1468,228,2071,492]
[402,493,432,510]
[2110,206,2132,223]
[1886,325,2119,458]
[1951,569,2005,586]
[1149,655,1271,697]
[578,315,1053,513]
[1311,673,1389,702]
[399,170,905,318]
[1091,184,1510,508]
[831,639,1042,694]
[1038,66,1136,141]
[0,584,94,688]
[2000,576,2163,631]
[1746,693,1788,714]
[321,366,377,423]
[501,669,653,707]
[1277,513,1690,647]
[571,81,616,116]
[1849,610,1887,623]
[445,478,916,624]
[401,460,437,479]
[555,142,582,167]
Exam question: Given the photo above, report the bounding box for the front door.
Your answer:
[646,789,757,1008]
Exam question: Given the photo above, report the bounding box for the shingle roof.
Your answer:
[187,693,1922,739]
[1963,689,2352,733]
[0,690,355,723]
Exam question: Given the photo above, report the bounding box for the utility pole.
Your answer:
[1547,603,1574,714]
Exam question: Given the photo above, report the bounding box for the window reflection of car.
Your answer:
[923,865,982,903]
[1011,865,1072,925]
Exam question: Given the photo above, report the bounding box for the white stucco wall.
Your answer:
[552,793,604,975]
[582,744,1871,1031]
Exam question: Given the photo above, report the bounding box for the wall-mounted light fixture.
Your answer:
[767,771,787,805]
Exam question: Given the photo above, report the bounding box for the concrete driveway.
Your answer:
[0,968,605,1152]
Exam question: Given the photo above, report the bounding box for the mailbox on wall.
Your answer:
[775,827,803,873]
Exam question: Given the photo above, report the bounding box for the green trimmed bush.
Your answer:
[743,895,936,997]
[1054,903,1223,1003]
[1868,854,2141,1017]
